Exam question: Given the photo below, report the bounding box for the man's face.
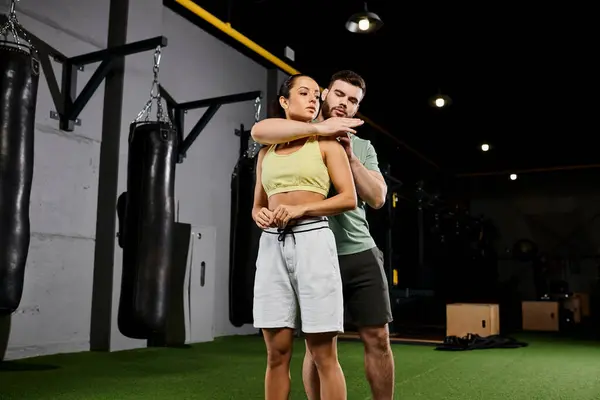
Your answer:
[321,79,363,119]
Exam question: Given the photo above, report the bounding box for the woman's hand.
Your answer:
[272,204,307,228]
[254,207,274,229]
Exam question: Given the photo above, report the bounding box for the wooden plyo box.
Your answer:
[522,301,559,331]
[446,303,500,337]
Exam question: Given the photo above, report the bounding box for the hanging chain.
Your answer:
[0,0,35,51]
[245,96,262,158]
[253,96,261,123]
[134,45,170,124]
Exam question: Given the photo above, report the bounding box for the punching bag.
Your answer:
[0,42,39,315]
[229,155,262,327]
[117,121,177,339]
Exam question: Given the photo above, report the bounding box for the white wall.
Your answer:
[1,0,266,360]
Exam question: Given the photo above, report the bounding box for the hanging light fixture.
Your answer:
[345,2,384,34]
[428,90,453,108]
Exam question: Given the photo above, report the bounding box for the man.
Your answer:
[251,70,395,400]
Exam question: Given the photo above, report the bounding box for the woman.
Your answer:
[251,74,356,400]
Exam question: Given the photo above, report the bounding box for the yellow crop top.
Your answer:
[261,136,330,198]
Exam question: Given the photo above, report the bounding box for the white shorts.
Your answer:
[253,218,344,334]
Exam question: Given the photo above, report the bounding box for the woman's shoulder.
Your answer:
[257,145,270,158]
[316,135,338,143]
[316,136,343,148]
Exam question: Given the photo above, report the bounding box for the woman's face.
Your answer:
[280,76,320,122]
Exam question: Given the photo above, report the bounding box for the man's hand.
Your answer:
[337,133,355,160]
[314,117,364,137]
[272,204,307,228]
[254,207,274,229]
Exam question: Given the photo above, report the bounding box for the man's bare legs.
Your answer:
[303,332,346,400]
[302,325,394,400]
[359,324,395,399]
[262,328,294,400]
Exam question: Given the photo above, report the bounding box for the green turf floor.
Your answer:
[1,334,600,399]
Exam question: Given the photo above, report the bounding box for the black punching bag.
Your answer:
[0,43,39,315]
[229,155,262,327]
[117,121,177,339]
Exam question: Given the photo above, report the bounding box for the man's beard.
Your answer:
[322,100,347,118]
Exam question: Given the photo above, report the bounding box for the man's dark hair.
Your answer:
[328,70,366,98]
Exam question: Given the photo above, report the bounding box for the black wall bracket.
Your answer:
[235,124,251,159]
[234,123,261,160]
[0,15,168,131]
[159,85,262,163]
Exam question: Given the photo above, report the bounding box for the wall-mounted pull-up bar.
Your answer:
[160,85,262,163]
[169,0,439,170]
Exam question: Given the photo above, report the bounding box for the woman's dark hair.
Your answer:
[268,73,320,118]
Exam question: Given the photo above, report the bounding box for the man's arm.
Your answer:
[350,141,387,209]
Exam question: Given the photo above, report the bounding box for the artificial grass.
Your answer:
[1,334,600,399]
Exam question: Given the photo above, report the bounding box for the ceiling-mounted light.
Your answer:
[428,93,453,108]
[345,2,384,34]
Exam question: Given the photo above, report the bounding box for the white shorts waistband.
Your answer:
[263,217,329,235]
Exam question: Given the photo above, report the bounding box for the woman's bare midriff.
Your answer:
[266,139,327,222]
[269,191,325,211]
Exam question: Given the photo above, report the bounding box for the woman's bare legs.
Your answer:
[262,328,295,400]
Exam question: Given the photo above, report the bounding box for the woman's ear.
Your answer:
[278,96,288,110]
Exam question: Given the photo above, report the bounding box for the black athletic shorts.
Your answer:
[339,247,393,328]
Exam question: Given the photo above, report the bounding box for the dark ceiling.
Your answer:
[167,0,596,179]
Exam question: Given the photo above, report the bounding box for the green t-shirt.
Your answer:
[328,134,381,256]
